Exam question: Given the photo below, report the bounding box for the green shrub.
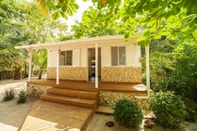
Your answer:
[113,99,144,127]
[17,90,28,104]
[183,98,197,122]
[149,91,188,128]
[3,88,15,102]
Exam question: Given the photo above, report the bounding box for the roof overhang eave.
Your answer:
[14,35,127,50]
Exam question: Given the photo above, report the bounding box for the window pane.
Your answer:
[66,51,72,66]
[60,51,65,66]
[119,47,125,65]
[111,47,118,66]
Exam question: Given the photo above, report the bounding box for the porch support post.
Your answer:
[95,42,98,88]
[145,46,150,96]
[28,49,32,82]
[135,45,150,99]
[56,47,60,85]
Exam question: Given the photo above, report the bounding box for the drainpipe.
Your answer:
[95,42,98,88]
[56,47,60,85]
[28,49,32,82]
[135,46,150,99]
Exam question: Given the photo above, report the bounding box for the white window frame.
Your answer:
[60,50,73,66]
[111,46,126,66]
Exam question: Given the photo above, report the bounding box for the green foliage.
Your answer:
[183,98,197,122]
[113,99,143,127]
[71,7,124,38]
[36,0,197,46]
[0,0,28,75]
[141,38,176,91]
[149,91,188,128]
[35,0,79,20]
[146,41,197,101]
[34,0,50,19]
[0,0,69,77]
[33,49,47,79]
[141,38,197,103]
[3,88,15,102]
[168,43,197,101]
[78,0,197,45]
[17,90,28,104]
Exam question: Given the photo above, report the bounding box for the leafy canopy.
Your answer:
[36,0,197,45]
[35,0,79,19]
[0,0,69,79]
[71,6,124,38]
[81,0,197,45]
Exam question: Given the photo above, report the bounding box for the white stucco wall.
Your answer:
[46,37,142,82]
[81,47,87,67]
[47,38,141,68]
[47,50,57,67]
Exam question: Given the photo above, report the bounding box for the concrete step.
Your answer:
[40,94,97,109]
[96,106,113,114]
[47,88,98,100]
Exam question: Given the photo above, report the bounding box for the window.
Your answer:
[60,50,72,66]
[111,47,126,66]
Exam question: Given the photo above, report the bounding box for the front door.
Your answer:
[88,48,101,82]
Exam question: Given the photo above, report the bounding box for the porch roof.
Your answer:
[15,35,128,50]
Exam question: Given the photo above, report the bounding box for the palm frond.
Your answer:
[34,0,51,19]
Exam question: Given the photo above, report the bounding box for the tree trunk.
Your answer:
[31,64,34,77]
[24,63,28,78]
[14,67,21,80]
[38,70,43,79]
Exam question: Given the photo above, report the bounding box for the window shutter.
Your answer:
[126,44,135,66]
[52,50,57,67]
[103,46,111,66]
[73,49,80,66]
[111,47,118,66]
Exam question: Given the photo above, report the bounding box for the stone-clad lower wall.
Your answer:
[99,91,150,110]
[47,67,87,81]
[27,84,52,96]
[101,66,142,83]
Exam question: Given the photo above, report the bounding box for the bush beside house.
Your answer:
[113,99,144,127]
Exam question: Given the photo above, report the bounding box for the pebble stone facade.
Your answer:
[101,66,142,83]
[47,66,142,83]
[27,84,53,97]
[47,67,87,81]
[99,91,151,110]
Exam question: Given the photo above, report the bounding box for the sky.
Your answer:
[64,0,92,30]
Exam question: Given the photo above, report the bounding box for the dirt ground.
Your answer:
[0,79,197,131]
[86,114,197,131]
[0,78,36,131]
[0,98,34,131]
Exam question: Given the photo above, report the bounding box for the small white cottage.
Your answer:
[48,35,141,83]
[16,35,152,131]
[15,35,148,89]
[15,35,151,109]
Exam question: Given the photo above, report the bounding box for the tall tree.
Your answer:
[0,0,28,79]
[71,7,124,38]
[0,0,69,79]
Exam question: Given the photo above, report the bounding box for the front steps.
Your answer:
[40,85,99,109]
